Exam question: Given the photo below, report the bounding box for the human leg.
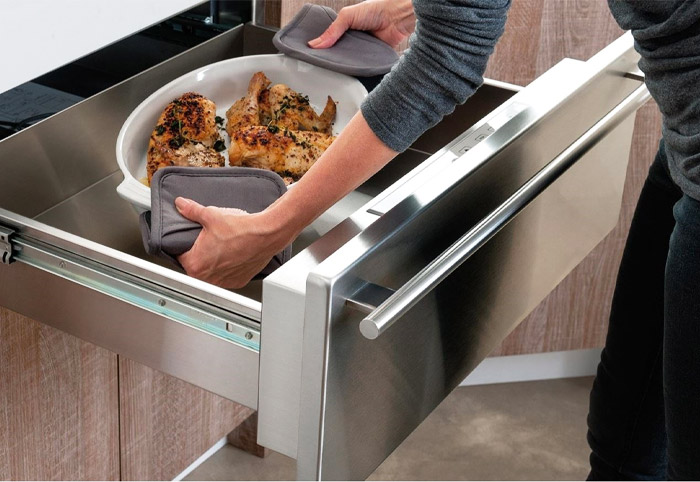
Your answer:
[587,142,682,480]
[663,193,700,480]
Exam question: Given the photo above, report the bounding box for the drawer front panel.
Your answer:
[295,33,647,480]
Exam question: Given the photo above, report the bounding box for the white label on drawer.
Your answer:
[450,102,528,156]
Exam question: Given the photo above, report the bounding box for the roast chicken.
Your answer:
[146,92,225,184]
[267,84,336,135]
[228,126,334,181]
[145,73,337,185]
[226,72,337,181]
[225,72,271,136]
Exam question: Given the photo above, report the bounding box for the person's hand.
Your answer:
[174,197,294,289]
[174,110,398,289]
[308,0,415,49]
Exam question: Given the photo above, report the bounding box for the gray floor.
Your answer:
[185,377,594,481]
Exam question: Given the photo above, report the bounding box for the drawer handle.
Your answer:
[350,84,650,340]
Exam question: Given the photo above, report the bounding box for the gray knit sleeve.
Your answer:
[607,0,700,200]
[360,0,511,153]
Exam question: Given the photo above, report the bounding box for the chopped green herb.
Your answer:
[215,116,224,125]
[214,140,226,152]
[267,124,280,134]
[156,125,165,135]
[169,137,184,149]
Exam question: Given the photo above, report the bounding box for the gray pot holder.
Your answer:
[273,3,399,77]
[140,166,292,277]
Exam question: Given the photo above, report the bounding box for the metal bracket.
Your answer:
[345,282,395,315]
[0,226,15,264]
[624,66,645,82]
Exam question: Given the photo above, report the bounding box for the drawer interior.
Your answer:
[0,24,517,306]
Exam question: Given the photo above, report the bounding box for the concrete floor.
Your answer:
[185,377,594,481]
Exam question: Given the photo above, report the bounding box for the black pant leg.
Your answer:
[664,193,700,480]
[587,141,682,480]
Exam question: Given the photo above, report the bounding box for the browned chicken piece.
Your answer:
[149,142,224,181]
[258,88,273,126]
[146,92,225,184]
[228,126,334,180]
[225,72,271,137]
[268,84,336,135]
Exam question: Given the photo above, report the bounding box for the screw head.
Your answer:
[59,261,66,269]
[245,332,253,340]
[158,299,166,307]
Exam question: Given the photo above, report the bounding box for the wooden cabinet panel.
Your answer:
[1,305,262,481]
[118,357,254,481]
[0,307,120,481]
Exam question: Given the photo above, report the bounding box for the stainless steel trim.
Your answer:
[257,89,513,459]
[345,282,395,316]
[481,77,524,93]
[252,0,268,27]
[12,236,260,347]
[296,32,645,480]
[0,25,264,323]
[356,83,651,340]
[0,25,264,406]
[0,207,262,323]
[0,248,260,408]
[624,65,645,82]
[0,225,14,264]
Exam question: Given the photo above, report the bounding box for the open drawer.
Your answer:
[0,24,648,480]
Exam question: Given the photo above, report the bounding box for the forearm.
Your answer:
[263,0,511,240]
[363,0,511,152]
[265,111,398,234]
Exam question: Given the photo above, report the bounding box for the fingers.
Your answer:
[175,197,212,227]
[178,247,268,290]
[308,8,351,49]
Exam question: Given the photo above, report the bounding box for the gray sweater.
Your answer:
[361,0,510,153]
[361,0,700,201]
[607,0,700,201]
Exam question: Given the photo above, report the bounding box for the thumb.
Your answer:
[175,197,211,227]
[308,14,350,49]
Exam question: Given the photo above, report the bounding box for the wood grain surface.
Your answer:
[260,0,281,28]
[0,307,120,481]
[276,0,663,355]
[1,306,267,481]
[118,357,254,481]
[227,412,268,458]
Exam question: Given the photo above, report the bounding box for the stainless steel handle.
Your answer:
[357,84,650,340]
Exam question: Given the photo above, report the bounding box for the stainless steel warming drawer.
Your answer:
[0,24,648,480]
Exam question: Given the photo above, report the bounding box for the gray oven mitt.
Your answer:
[272,3,399,77]
[140,166,291,277]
